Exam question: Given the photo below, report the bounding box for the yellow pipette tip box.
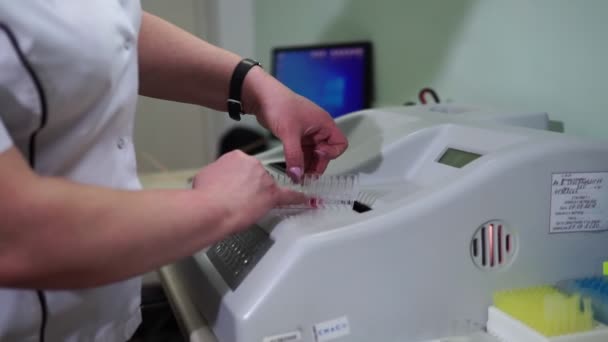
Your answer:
[603,261,608,276]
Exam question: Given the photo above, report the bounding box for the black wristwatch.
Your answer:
[227,58,262,121]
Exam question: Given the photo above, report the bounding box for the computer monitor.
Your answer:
[272,41,373,119]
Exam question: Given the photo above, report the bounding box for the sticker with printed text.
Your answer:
[262,330,301,342]
[313,316,350,342]
[550,172,608,233]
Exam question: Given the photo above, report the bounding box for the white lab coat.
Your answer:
[0,1,143,341]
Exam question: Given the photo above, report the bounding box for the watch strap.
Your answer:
[227,58,261,121]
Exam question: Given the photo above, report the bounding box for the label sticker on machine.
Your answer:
[313,316,350,342]
[262,330,302,342]
[550,172,608,233]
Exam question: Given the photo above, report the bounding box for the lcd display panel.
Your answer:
[437,148,482,168]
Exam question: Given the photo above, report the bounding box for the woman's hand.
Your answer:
[192,150,307,231]
[243,68,348,182]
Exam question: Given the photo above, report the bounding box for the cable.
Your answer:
[402,87,442,106]
[418,87,440,104]
[35,291,48,342]
[0,22,50,342]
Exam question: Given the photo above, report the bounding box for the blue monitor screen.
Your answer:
[272,42,372,119]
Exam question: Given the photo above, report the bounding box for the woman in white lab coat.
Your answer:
[0,1,347,341]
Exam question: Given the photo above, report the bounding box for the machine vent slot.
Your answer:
[206,225,273,290]
[498,225,503,264]
[481,227,487,266]
[471,220,516,271]
[353,201,372,213]
[472,238,478,257]
[352,191,376,213]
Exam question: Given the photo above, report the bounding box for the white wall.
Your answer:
[136,0,211,173]
[199,0,263,161]
[256,0,608,140]
[135,0,257,173]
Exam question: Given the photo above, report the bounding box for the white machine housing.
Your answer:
[184,105,608,342]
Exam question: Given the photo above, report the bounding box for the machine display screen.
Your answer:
[437,148,481,168]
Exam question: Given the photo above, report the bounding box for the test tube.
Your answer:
[272,173,360,211]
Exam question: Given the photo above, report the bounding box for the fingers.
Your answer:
[301,148,326,174]
[284,124,347,176]
[301,125,347,174]
[309,154,330,174]
[274,186,308,206]
[317,126,349,159]
[281,133,305,183]
[313,143,347,160]
[268,97,348,180]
